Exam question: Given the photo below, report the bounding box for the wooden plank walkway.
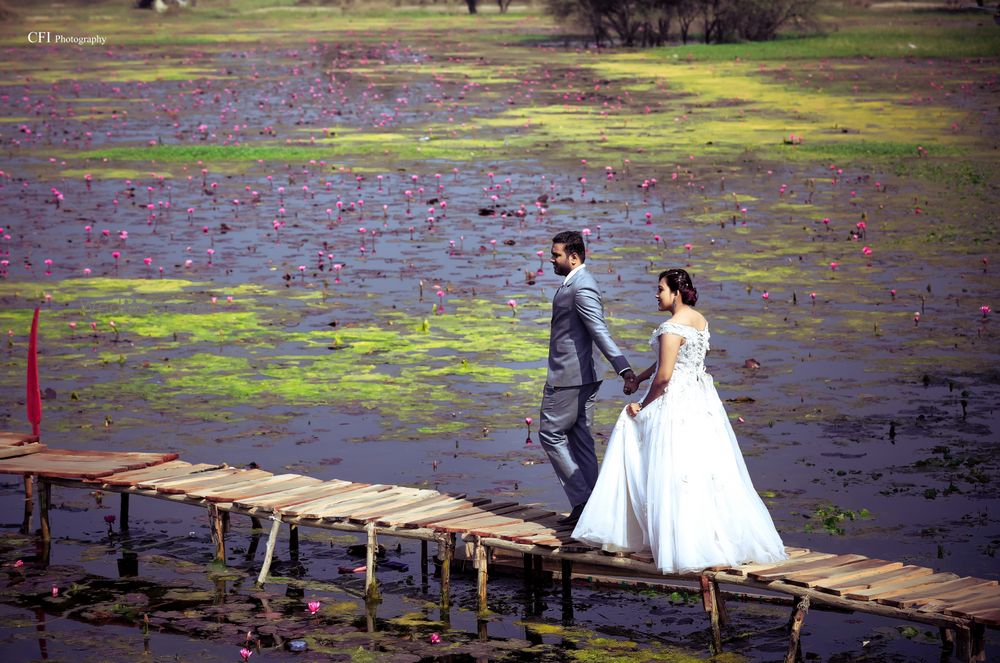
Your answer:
[0,434,995,662]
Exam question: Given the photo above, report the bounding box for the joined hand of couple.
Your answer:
[622,370,640,396]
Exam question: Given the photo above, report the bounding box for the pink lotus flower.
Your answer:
[239,648,252,661]
[507,299,517,316]
[981,305,992,318]
[14,560,23,568]
[307,600,321,615]
[761,292,769,300]
[428,633,441,644]
[829,262,839,271]
[52,586,59,597]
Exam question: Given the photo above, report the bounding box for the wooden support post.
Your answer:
[955,626,972,663]
[784,596,810,663]
[119,493,130,532]
[256,515,282,586]
[971,623,986,662]
[39,479,51,542]
[208,504,226,563]
[475,537,489,616]
[954,623,984,663]
[221,510,230,535]
[20,475,34,535]
[522,552,532,583]
[289,524,299,559]
[939,626,954,652]
[420,540,428,574]
[701,574,722,653]
[365,522,381,602]
[439,533,454,610]
[561,559,574,621]
[250,516,262,530]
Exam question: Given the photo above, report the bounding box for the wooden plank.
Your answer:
[878,578,998,609]
[723,551,835,577]
[178,470,277,498]
[316,487,428,521]
[282,485,394,519]
[157,469,272,495]
[0,432,39,446]
[377,496,493,528]
[202,475,322,503]
[969,608,1000,626]
[942,591,1000,617]
[97,461,222,487]
[477,516,561,540]
[844,572,961,601]
[434,505,535,533]
[341,490,444,522]
[817,565,935,596]
[749,554,868,581]
[135,467,240,490]
[45,449,178,465]
[374,493,477,521]
[784,559,904,589]
[366,493,462,525]
[417,503,522,529]
[314,487,427,521]
[413,501,518,527]
[234,480,355,511]
[0,444,46,460]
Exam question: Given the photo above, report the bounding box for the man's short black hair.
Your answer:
[552,230,586,262]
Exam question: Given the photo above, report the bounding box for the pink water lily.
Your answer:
[981,305,991,318]
[307,600,321,615]
[239,647,252,661]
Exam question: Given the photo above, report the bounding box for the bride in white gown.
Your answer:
[572,268,787,574]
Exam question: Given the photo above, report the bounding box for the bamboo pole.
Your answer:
[39,479,51,542]
[475,537,489,616]
[439,533,455,610]
[208,504,225,562]
[20,475,34,535]
[701,574,722,652]
[256,515,282,586]
[784,596,810,663]
[365,522,381,602]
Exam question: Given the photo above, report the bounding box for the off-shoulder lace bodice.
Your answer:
[650,321,710,374]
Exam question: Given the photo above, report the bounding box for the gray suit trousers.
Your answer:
[539,381,602,508]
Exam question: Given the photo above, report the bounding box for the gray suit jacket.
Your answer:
[547,266,630,387]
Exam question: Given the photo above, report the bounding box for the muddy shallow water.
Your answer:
[0,7,999,662]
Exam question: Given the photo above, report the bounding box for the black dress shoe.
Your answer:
[557,503,585,526]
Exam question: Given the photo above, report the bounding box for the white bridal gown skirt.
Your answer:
[572,370,787,574]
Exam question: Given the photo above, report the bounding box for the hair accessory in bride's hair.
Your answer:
[659,268,699,306]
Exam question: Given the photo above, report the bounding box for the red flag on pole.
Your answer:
[27,307,41,439]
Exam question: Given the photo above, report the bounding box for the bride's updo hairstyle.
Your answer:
[659,268,698,306]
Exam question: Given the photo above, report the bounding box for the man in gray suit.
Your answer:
[541,230,637,525]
